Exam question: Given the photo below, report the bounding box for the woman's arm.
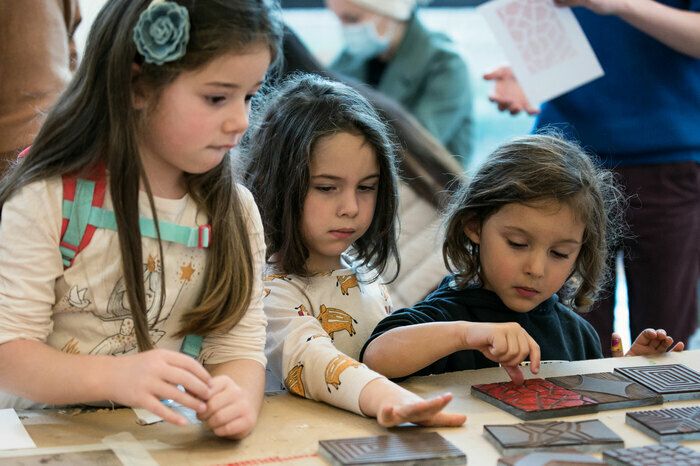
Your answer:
[555,0,700,58]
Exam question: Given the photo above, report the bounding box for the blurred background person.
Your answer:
[326,0,473,162]
[0,0,81,174]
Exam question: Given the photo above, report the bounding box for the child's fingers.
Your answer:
[141,396,188,426]
[611,333,624,357]
[503,365,524,385]
[669,341,685,352]
[377,405,398,427]
[203,402,241,428]
[390,394,453,425]
[159,383,207,414]
[163,366,211,402]
[166,351,212,384]
[431,411,467,427]
[211,414,251,439]
[527,335,541,374]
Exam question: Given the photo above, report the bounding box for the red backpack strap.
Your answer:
[60,163,107,269]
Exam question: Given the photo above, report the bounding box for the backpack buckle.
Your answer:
[198,224,211,248]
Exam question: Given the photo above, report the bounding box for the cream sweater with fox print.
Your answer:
[263,262,392,414]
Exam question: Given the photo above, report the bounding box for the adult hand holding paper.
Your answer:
[479,0,604,106]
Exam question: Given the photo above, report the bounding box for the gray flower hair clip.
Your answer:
[133,0,190,65]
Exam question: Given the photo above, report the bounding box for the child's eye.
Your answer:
[358,184,377,192]
[315,186,335,192]
[205,95,226,105]
[551,250,570,259]
[507,240,527,249]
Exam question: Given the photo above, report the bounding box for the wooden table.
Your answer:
[3,350,700,465]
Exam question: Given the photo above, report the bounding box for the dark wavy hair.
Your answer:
[0,0,283,350]
[242,73,400,281]
[442,133,625,311]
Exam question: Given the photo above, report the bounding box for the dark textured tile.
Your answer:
[318,431,466,465]
[603,443,700,466]
[483,419,623,455]
[614,365,700,401]
[626,406,700,442]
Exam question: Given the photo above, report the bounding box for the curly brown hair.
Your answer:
[442,133,625,311]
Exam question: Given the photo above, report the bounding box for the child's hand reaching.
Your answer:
[462,321,541,384]
[360,378,466,428]
[377,392,467,428]
[611,330,684,357]
[197,375,259,439]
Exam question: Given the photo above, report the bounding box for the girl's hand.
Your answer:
[612,330,685,357]
[197,375,258,440]
[483,66,540,115]
[377,393,466,428]
[462,321,541,384]
[553,0,625,16]
[107,349,212,426]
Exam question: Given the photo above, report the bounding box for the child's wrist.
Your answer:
[455,321,476,351]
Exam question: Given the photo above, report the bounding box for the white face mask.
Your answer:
[341,20,393,60]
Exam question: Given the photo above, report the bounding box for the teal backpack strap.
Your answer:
[61,170,206,359]
[180,334,204,359]
[60,203,211,249]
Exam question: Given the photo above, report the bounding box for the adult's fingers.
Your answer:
[483,67,508,80]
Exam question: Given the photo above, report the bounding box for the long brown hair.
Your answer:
[242,73,400,281]
[0,0,283,350]
[442,133,625,310]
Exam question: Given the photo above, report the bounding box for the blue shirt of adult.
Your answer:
[535,1,700,167]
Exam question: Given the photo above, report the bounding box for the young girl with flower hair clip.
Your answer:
[0,0,282,440]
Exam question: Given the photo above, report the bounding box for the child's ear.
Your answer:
[131,63,147,110]
[463,218,481,244]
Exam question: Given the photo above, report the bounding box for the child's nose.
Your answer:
[338,192,359,217]
[524,252,545,278]
[222,104,249,135]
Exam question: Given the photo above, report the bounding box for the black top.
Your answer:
[360,276,603,377]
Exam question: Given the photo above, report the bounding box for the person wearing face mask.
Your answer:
[327,0,473,162]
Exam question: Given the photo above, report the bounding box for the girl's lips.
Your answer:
[329,229,355,239]
[515,287,538,298]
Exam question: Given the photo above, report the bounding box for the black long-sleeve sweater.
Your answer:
[360,276,603,377]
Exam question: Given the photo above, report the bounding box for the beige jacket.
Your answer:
[0,0,81,169]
